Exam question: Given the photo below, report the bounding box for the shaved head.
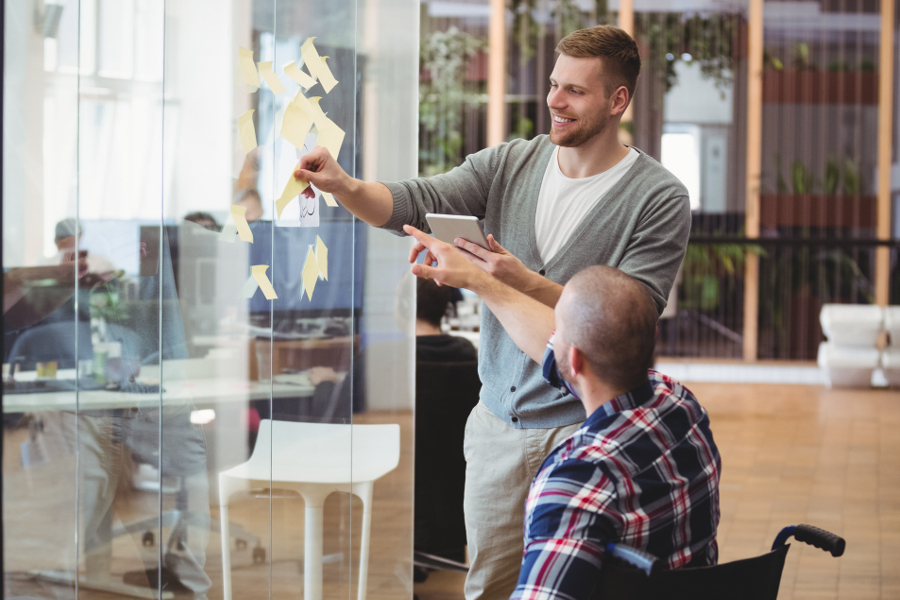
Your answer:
[555,266,658,391]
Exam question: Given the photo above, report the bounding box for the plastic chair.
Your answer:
[219,420,401,600]
[594,524,846,600]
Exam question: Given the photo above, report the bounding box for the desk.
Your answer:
[3,370,315,413]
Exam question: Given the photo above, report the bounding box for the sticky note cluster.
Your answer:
[301,236,329,301]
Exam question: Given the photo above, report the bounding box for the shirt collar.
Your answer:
[588,377,655,425]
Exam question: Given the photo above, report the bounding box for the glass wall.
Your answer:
[3,1,419,599]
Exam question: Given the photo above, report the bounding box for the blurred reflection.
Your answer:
[3,223,211,599]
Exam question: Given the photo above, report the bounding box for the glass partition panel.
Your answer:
[5,0,418,599]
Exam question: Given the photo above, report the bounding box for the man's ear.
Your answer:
[611,86,629,116]
[569,345,585,377]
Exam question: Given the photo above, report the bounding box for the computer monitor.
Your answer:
[248,220,366,317]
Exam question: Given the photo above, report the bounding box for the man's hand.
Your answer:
[293,146,353,200]
[404,225,492,293]
[454,234,533,290]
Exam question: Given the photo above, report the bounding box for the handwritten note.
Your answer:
[238,46,260,91]
[258,61,287,95]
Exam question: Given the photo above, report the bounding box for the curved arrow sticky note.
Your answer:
[315,236,328,281]
[301,248,319,301]
[258,62,287,95]
[251,265,278,300]
[240,275,260,298]
[284,61,317,90]
[238,110,257,154]
[231,204,254,243]
[300,38,338,93]
[276,171,310,219]
[238,46,260,91]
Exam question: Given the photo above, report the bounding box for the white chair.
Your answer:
[219,420,401,600]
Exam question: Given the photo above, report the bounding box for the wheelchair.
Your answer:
[595,524,845,600]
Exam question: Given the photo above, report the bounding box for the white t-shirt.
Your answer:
[534,146,639,264]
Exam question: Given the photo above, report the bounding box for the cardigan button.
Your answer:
[538,269,546,276]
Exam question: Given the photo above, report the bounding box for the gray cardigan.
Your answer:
[382,135,691,428]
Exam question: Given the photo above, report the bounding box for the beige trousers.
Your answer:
[462,402,582,600]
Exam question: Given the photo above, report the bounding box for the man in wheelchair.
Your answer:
[404,225,721,600]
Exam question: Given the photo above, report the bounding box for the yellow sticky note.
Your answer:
[322,192,338,207]
[301,248,319,301]
[301,38,338,93]
[238,110,257,154]
[258,61,286,95]
[238,46,260,91]
[317,123,345,160]
[283,61,318,90]
[240,275,260,298]
[252,265,278,300]
[281,95,315,150]
[231,204,254,243]
[276,171,310,219]
[315,236,328,281]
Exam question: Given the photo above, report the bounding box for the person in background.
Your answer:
[414,278,478,363]
[405,227,720,600]
[308,277,477,417]
[234,189,263,223]
[183,212,220,232]
[49,218,118,278]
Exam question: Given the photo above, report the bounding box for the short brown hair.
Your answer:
[556,25,641,102]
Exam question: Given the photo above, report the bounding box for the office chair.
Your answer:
[594,524,846,600]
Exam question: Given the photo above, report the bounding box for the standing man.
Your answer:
[294,25,691,600]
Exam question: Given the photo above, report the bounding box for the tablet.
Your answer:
[425,214,491,251]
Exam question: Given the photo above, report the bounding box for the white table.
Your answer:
[3,370,315,413]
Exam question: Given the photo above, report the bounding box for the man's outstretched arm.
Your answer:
[404,225,554,364]
[293,147,395,227]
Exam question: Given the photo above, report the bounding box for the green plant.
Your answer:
[89,285,127,323]
[792,43,816,71]
[640,13,738,95]
[418,27,485,176]
[842,159,861,196]
[823,156,840,195]
[509,0,611,64]
[791,160,814,194]
[860,59,876,73]
[827,60,850,72]
[774,153,788,193]
[681,241,765,311]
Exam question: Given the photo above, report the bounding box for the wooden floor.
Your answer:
[415,383,900,600]
[4,383,900,600]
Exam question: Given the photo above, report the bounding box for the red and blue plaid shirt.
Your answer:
[512,348,721,600]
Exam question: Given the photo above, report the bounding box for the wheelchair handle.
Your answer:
[794,524,846,557]
[605,543,661,578]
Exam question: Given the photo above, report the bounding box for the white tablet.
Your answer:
[425,213,491,251]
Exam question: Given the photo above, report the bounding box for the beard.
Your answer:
[548,102,613,148]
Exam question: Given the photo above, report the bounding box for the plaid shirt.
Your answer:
[512,342,720,600]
